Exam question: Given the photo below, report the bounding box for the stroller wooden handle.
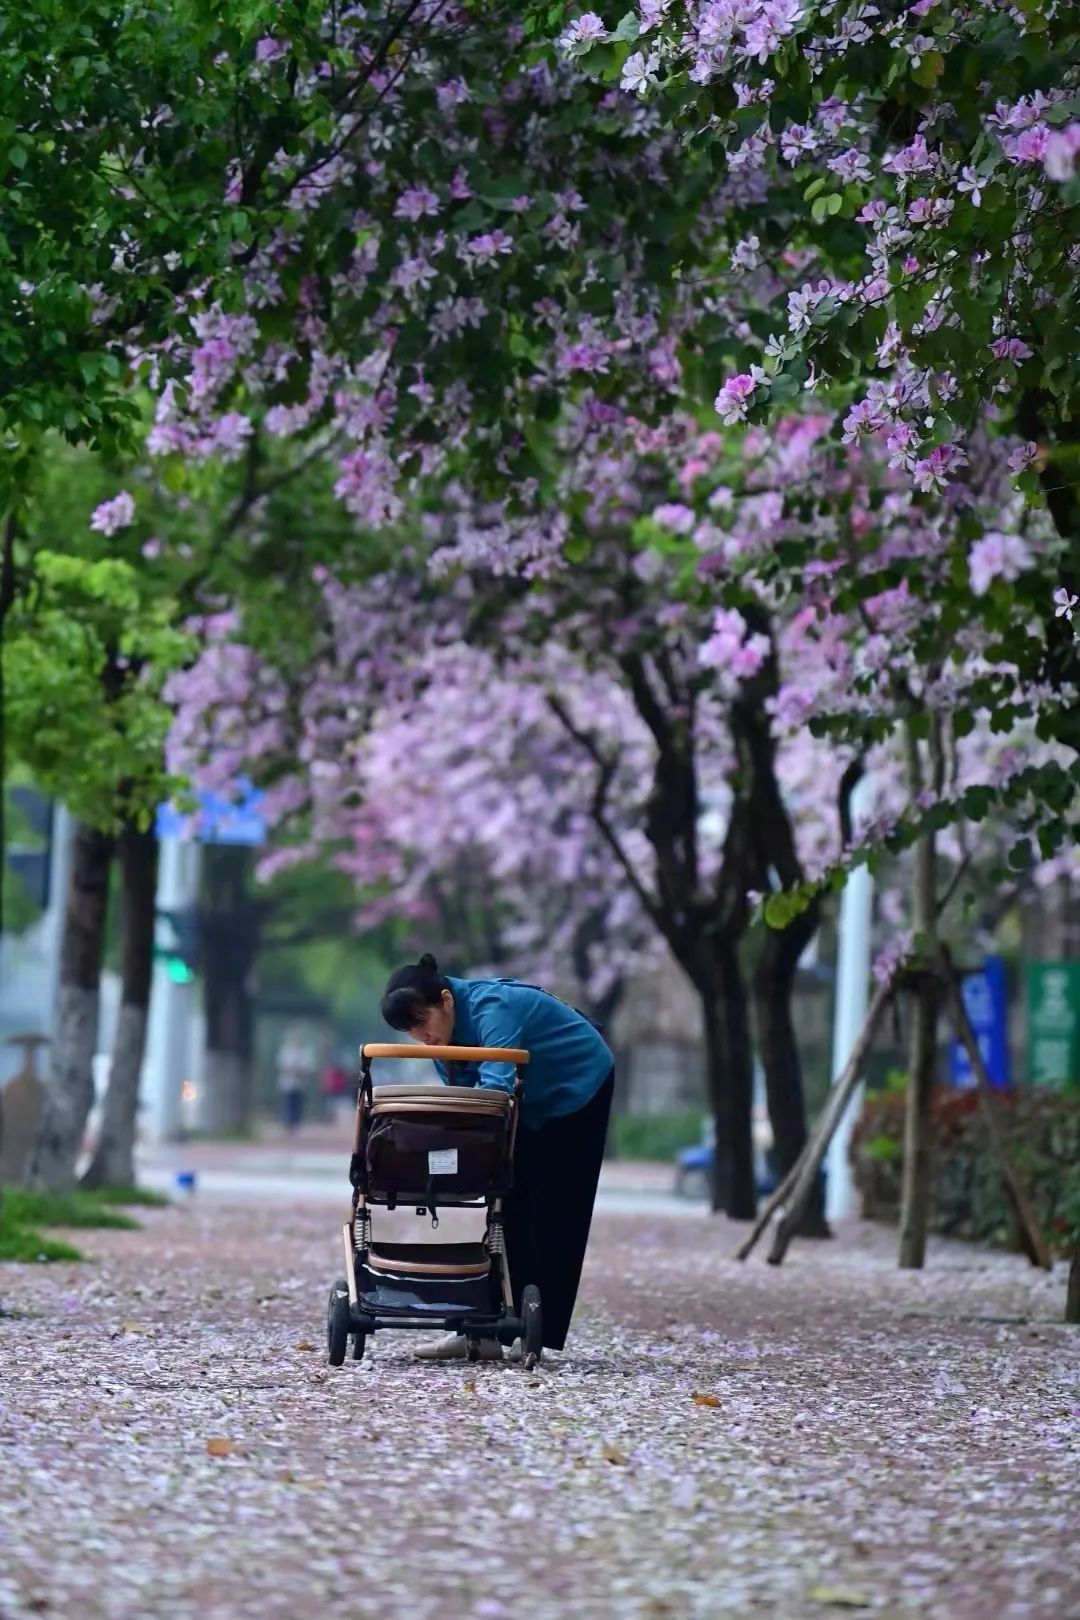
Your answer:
[360,1043,529,1064]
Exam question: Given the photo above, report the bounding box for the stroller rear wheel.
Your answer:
[521,1284,543,1370]
[327,1280,350,1367]
[351,1329,366,1362]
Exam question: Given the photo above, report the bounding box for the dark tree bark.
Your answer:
[81,821,158,1190]
[625,653,761,1221]
[731,623,826,1233]
[898,970,939,1270]
[569,904,625,1029]
[548,632,813,1224]
[701,943,756,1218]
[27,821,115,1190]
[899,721,942,1271]
[0,512,18,941]
[199,844,258,1133]
[753,897,829,1237]
[1067,1248,1080,1326]
[538,549,828,1228]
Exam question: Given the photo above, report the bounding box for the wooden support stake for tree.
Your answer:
[941,955,1053,1273]
[737,978,895,1265]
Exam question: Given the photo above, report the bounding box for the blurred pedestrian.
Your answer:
[321,1053,354,1126]
[276,1024,317,1136]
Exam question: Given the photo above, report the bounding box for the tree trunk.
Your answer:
[702,945,756,1220]
[898,979,938,1268]
[898,709,945,1272]
[753,896,829,1237]
[200,845,257,1134]
[0,512,17,943]
[81,822,158,1190]
[27,821,114,1190]
[898,820,939,1270]
[1067,1248,1080,1325]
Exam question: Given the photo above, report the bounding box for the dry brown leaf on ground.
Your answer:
[206,1437,236,1458]
[294,1341,316,1352]
[691,1391,722,1408]
[601,1443,630,1466]
[807,1585,873,1609]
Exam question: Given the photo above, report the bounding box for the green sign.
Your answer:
[1026,962,1080,1090]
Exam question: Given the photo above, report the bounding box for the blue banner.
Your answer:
[156,779,266,847]
[948,955,1010,1090]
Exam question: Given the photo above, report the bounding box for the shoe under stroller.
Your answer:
[326,1042,543,1368]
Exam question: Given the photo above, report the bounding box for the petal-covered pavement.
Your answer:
[1,1200,1077,1619]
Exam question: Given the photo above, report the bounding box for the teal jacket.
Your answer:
[432,976,613,1130]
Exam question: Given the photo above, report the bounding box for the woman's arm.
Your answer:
[468,984,526,1094]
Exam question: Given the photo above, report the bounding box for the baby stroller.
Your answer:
[326,1042,544,1369]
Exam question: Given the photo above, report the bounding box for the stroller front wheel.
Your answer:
[521,1284,543,1370]
[327,1280,350,1367]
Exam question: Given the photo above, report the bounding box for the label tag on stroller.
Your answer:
[428,1149,458,1176]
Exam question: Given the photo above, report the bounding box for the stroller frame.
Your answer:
[326,1042,543,1368]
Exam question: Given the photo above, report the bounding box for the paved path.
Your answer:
[1,1195,1077,1619]
[135,1131,697,1216]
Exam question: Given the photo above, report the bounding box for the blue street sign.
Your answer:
[948,955,1010,1090]
[156,778,266,847]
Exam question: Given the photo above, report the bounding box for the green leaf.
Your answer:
[1009,838,1034,872]
[611,11,640,42]
[912,50,944,88]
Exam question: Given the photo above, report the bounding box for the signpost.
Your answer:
[948,956,1010,1090]
[144,780,266,1142]
[155,780,266,848]
[1026,961,1080,1091]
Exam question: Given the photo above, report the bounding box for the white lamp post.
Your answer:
[825,776,875,1223]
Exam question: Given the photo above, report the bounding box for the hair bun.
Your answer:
[418,952,439,973]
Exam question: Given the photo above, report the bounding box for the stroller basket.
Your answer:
[364,1086,513,1203]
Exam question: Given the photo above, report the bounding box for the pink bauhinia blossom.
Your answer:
[90,491,136,535]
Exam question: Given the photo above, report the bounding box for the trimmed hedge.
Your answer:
[609,1111,705,1162]
[852,1088,1080,1256]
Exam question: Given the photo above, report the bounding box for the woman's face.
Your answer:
[410,988,454,1047]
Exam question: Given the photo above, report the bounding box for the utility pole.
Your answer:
[142,836,201,1144]
[825,776,875,1223]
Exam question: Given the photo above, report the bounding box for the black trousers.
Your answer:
[503,1069,614,1351]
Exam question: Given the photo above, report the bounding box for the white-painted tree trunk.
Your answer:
[27,819,114,1191]
[29,983,99,1190]
[81,1003,147,1189]
[82,823,158,1189]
